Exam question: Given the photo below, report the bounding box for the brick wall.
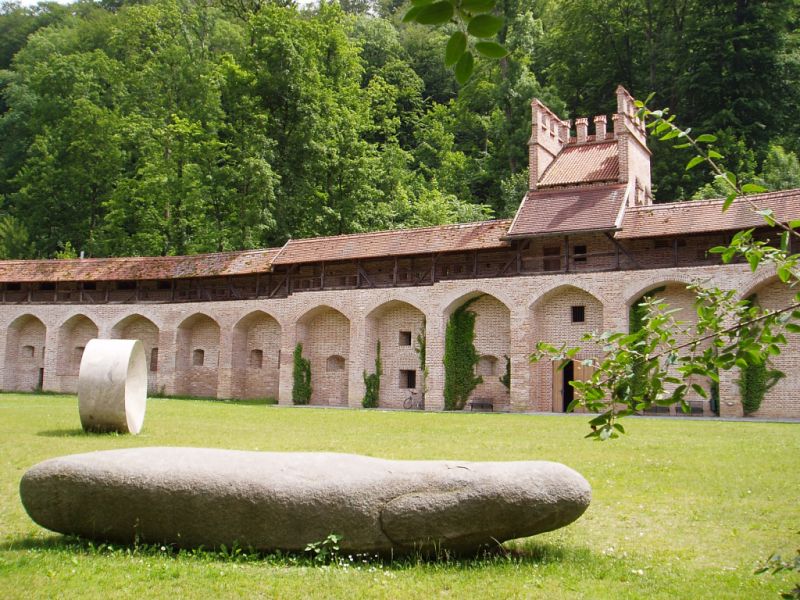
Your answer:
[175,314,220,398]
[0,262,796,419]
[231,311,281,400]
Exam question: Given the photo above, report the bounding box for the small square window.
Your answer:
[399,331,412,346]
[399,369,417,389]
[571,306,585,323]
[192,349,205,366]
[150,348,159,372]
[573,245,587,263]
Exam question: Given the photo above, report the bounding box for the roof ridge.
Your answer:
[639,188,800,210]
[0,247,281,266]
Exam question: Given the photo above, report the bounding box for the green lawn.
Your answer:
[0,394,798,599]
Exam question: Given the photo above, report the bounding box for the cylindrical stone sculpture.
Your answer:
[78,339,147,434]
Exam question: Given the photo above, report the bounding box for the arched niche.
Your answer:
[175,313,220,398]
[443,292,511,411]
[4,314,46,391]
[365,300,426,409]
[296,305,350,406]
[530,285,604,412]
[56,314,99,393]
[231,310,281,400]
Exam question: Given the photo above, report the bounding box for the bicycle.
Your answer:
[403,390,425,410]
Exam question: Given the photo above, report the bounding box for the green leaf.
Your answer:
[722,193,737,212]
[461,0,496,12]
[474,41,509,58]
[402,6,423,22]
[789,220,800,230]
[415,2,454,24]
[685,156,705,171]
[695,133,718,143]
[707,150,724,159]
[445,31,467,66]
[454,51,474,84]
[467,14,503,38]
[411,0,434,4]
[742,183,766,194]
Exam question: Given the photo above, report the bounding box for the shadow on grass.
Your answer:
[0,533,594,569]
[151,395,278,407]
[36,428,90,438]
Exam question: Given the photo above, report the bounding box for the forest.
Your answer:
[0,0,799,259]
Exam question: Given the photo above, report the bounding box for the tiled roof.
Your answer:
[506,184,628,238]
[272,220,512,265]
[538,141,619,188]
[0,249,280,283]
[617,189,800,239]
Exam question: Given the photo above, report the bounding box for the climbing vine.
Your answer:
[292,343,312,405]
[362,341,382,408]
[415,323,429,395]
[737,295,785,415]
[443,297,483,410]
[500,354,511,392]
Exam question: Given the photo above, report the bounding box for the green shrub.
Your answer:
[738,360,784,415]
[443,297,482,410]
[415,325,429,395]
[362,341,381,408]
[292,343,312,405]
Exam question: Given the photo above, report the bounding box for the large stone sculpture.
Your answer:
[20,448,591,555]
[78,339,147,434]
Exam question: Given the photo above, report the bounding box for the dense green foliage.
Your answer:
[443,296,482,410]
[292,342,312,405]
[500,354,510,391]
[362,340,381,408]
[1,0,799,259]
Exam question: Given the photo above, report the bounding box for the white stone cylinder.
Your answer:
[78,339,147,434]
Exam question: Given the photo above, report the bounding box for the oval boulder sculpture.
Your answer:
[20,448,591,555]
[78,339,147,434]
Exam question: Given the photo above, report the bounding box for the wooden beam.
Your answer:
[673,238,679,267]
[357,262,374,288]
[563,236,570,273]
[320,262,326,290]
[431,253,437,283]
[604,232,640,268]
[255,273,260,297]
[473,251,478,278]
[392,257,398,287]
[269,265,296,299]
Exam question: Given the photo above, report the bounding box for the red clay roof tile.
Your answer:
[0,249,280,283]
[272,220,512,265]
[507,184,628,238]
[539,141,619,188]
[616,189,800,239]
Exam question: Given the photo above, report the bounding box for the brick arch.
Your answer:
[110,314,160,394]
[440,288,514,318]
[624,275,697,308]
[528,280,609,311]
[175,313,220,398]
[737,272,780,301]
[295,305,350,406]
[441,291,512,411]
[529,284,604,412]
[365,300,427,409]
[56,314,98,391]
[4,314,46,392]
[231,310,282,400]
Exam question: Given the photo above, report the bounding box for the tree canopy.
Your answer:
[0,0,798,258]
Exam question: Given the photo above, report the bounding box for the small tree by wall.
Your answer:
[443,297,483,410]
[500,354,511,392]
[292,343,312,405]
[414,324,428,395]
[362,341,381,408]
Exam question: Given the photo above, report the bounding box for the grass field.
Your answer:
[0,393,798,599]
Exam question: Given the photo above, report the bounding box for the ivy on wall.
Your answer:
[500,354,511,392]
[362,341,382,408]
[736,294,785,415]
[415,325,429,395]
[443,297,483,410]
[292,342,312,405]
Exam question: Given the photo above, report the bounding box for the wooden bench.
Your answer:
[469,398,493,412]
